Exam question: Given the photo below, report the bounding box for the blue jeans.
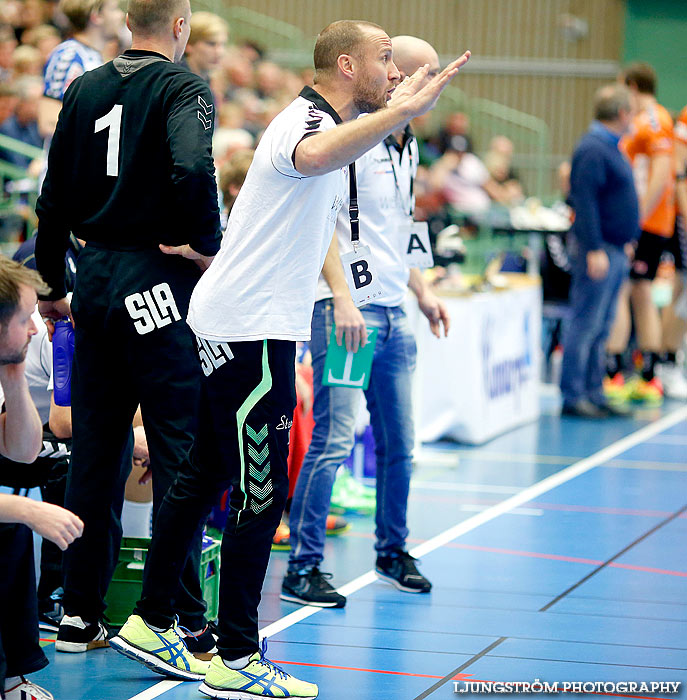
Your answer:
[560,242,629,406]
[288,300,417,570]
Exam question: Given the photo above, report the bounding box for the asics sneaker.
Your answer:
[55,615,108,653]
[376,550,432,593]
[280,567,346,608]
[199,640,318,699]
[109,614,210,680]
[4,677,54,700]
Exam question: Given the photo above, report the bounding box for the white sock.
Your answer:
[144,621,170,633]
[222,654,252,670]
[5,676,21,690]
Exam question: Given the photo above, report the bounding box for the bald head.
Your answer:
[391,35,440,80]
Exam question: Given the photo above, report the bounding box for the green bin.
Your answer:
[104,536,220,626]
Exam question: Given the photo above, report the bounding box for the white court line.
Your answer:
[127,680,181,700]
[412,480,522,494]
[126,405,687,700]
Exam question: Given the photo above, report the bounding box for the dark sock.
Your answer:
[663,351,677,365]
[606,353,623,378]
[641,351,661,381]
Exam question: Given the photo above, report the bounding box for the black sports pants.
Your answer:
[0,524,48,689]
[136,339,296,659]
[64,245,206,629]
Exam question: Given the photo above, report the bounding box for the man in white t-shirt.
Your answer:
[112,20,469,698]
[283,36,450,609]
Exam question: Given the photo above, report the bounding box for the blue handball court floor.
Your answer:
[33,393,687,700]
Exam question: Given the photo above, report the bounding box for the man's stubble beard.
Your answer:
[352,68,388,115]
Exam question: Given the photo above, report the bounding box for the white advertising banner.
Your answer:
[410,276,542,445]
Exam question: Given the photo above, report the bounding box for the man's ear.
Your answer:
[336,54,355,81]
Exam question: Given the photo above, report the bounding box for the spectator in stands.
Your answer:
[11,43,42,76]
[605,62,677,404]
[484,135,525,205]
[0,84,18,128]
[183,11,228,83]
[430,138,501,217]
[560,84,638,417]
[21,24,61,66]
[0,76,43,169]
[38,0,125,141]
[0,24,18,82]
[218,147,254,218]
[0,255,82,700]
[438,110,473,155]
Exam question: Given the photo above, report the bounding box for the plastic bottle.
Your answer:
[52,318,75,406]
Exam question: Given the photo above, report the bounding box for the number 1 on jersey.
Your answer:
[94,104,122,177]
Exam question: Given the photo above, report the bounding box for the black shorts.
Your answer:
[630,230,672,281]
[665,215,687,271]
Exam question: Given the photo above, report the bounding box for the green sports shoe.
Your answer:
[199,641,318,699]
[109,614,210,681]
[329,468,376,515]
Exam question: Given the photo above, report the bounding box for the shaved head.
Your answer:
[391,35,440,79]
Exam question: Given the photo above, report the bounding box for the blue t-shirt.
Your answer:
[43,39,102,101]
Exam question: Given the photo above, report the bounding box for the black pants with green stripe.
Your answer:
[136,339,296,660]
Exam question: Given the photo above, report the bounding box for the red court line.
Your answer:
[274,661,674,699]
[273,658,460,680]
[345,534,686,577]
[445,543,687,578]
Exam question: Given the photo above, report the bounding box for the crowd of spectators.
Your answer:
[0,0,527,253]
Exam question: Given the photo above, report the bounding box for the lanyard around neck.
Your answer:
[348,162,360,249]
[385,139,414,217]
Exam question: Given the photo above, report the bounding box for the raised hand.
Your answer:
[393,51,471,119]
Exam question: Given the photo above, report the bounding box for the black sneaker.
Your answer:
[38,588,64,633]
[55,615,109,653]
[376,550,432,593]
[179,623,218,660]
[280,567,346,608]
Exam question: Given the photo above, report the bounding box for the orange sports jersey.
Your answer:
[675,105,687,146]
[621,102,675,236]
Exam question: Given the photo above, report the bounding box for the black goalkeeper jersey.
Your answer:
[35,49,222,300]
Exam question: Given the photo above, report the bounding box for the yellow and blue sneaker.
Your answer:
[199,640,318,699]
[109,614,210,681]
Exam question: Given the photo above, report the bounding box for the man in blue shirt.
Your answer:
[561,84,639,417]
[0,77,42,169]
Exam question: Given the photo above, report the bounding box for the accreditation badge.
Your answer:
[400,220,434,269]
[340,244,386,307]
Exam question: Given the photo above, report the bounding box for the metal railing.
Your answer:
[431,85,552,198]
[206,7,553,195]
[0,134,42,240]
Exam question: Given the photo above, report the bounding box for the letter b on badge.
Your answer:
[351,260,372,289]
[340,244,385,307]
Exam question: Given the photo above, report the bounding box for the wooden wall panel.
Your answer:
[196,0,627,189]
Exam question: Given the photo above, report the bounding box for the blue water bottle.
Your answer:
[52,318,75,407]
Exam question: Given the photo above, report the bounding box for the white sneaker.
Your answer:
[4,677,54,700]
[656,363,687,399]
